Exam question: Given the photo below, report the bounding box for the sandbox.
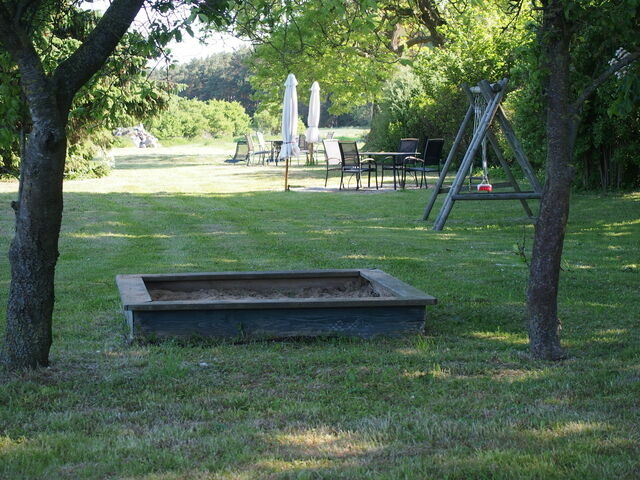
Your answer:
[116,269,436,341]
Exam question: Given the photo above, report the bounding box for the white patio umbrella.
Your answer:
[279,73,300,190]
[305,81,321,165]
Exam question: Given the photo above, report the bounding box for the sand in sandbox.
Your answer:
[148,279,390,301]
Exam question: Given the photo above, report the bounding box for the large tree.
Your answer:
[526,0,639,359]
[0,0,229,370]
[233,0,447,113]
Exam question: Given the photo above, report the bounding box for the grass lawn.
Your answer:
[0,140,639,479]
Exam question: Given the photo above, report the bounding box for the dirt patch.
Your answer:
[149,280,390,301]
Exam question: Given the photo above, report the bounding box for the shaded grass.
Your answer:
[0,143,639,479]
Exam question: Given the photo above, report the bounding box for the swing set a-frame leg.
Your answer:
[485,129,534,218]
[422,103,474,221]
[478,82,542,195]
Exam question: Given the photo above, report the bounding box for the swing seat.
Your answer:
[478,182,492,192]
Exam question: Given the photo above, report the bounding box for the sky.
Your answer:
[164,31,251,64]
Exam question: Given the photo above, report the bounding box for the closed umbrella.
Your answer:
[305,81,320,165]
[279,73,300,190]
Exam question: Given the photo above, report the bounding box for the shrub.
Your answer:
[149,96,251,139]
[253,108,281,134]
[65,140,112,179]
[203,99,251,137]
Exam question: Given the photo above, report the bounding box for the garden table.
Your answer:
[268,140,282,165]
[360,151,418,189]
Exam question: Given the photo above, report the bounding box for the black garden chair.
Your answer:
[404,138,445,188]
[338,141,378,190]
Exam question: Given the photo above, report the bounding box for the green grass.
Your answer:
[0,137,639,479]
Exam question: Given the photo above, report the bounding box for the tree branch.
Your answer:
[572,49,640,110]
[567,49,640,154]
[52,0,145,109]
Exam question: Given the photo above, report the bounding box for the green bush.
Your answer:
[65,141,112,179]
[203,99,250,137]
[366,66,430,150]
[148,96,251,139]
[253,108,281,134]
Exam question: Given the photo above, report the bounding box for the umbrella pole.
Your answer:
[309,143,314,165]
[284,157,290,191]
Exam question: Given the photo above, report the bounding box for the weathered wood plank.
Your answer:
[140,269,363,283]
[127,296,435,311]
[146,275,368,294]
[361,269,437,304]
[116,274,152,305]
[452,192,542,200]
[133,306,427,340]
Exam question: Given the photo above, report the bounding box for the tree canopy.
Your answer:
[0,3,174,178]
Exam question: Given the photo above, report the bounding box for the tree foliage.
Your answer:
[235,0,414,114]
[510,0,640,189]
[367,1,531,150]
[147,94,250,138]
[0,4,172,178]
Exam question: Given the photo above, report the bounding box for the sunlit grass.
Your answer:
[0,136,639,479]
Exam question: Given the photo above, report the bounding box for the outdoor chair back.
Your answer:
[228,140,249,164]
[297,134,310,164]
[404,138,445,188]
[323,139,341,166]
[323,139,342,187]
[244,134,256,165]
[338,141,378,190]
[396,138,419,164]
[338,141,360,169]
[245,133,270,165]
[245,133,255,151]
[256,132,268,151]
[298,134,309,150]
[381,137,419,189]
[422,138,444,169]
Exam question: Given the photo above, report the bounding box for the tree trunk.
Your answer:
[0,0,146,370]
[3,115,66,369]
[526,0,573,360]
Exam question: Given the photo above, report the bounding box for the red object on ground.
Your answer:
[478,183,492,192]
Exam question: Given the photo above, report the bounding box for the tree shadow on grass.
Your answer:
[0,328,637,479]
[113,153,215,170]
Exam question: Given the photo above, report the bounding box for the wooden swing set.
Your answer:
[423,78,543,230]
